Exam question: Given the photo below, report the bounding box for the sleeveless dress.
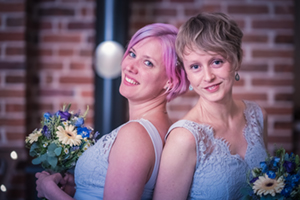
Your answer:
[167,100,268,200]
[74,118,163,200]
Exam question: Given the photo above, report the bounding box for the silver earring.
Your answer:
[235,72,240,81]
[189,85,193,91]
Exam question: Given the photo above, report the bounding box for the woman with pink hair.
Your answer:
[35,23,189,200]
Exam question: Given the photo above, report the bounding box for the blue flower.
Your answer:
[56,110,71,121]
[42,125,51,139]
[266,170,276,179]
[43,112,52,120]
[74,117,84,127]
[250,177,259,184]
[77,127,91,138]
[260,161,268,173]
[281,185,293,197]
[283,161,296,173]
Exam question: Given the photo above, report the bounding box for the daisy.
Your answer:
[43,142,48,147]
[26,129,42,144]
[56,124,82,146]
[253,174,285,197]
[64,148,69,154]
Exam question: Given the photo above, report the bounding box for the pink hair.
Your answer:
[123,23,189,101]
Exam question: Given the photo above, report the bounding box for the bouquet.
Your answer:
[243,148,300,200]
[25,104,100,174]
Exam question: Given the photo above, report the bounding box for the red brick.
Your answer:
[274,121,292,130]
[240,64,268,72]
[81,90,94,98]
[275,5,294,14]
[38,8,75,16]
[242,34,268,43]
[6,132,24,141]
[87,35,95,43]
[252,49,293,58]
[275,93,293,101]
[0,89,25,97]
[31,21,53,30]
[59,76,93,84]
[58,49,74,56]
[0,32,24,41]
[275,34,293,44]
[185,5,222,16]
[131,0,163,2]
[37,62,63,70]
[81,7,95,17]
[0,118,25,126]
[5,47,24,56]
[6,17,25,27]
[5,75,25,84]
[42,34,81,43]
[70,62,86,70]
[0,3,24,12]
[252,79,293,86]
[38,89,74,96]
[68,22,94,30]
[233,79,245,86]
[268,136,292,144]
[264,107,292,115]
[274,64,293,72]
[228,5,269,14]
[5,104,25,112]
[79,49,93,57]
[233,93,267,100]
[153,8,177,16]
[252,20,293,29]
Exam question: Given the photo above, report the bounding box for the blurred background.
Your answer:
[0,0,298,199]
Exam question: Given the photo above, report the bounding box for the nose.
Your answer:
[203,67,215,82]
[124,60,138,74]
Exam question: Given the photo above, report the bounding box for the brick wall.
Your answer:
[129,0,295,155]
[0,0,296,199]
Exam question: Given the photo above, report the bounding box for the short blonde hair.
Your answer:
[176,12,243,71]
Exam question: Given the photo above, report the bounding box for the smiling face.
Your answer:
[119,37,169,103]
[182,47,236,103]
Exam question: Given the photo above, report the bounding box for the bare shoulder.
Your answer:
[166,127,196,151]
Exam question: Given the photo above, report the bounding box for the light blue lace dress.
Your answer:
[167,100,267,200]
[73,119,163,200]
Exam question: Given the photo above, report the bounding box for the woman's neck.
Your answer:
[128,98,168,121]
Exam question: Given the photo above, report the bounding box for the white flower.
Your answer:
[26,129,42,144]
[43,142,48,147]
[56,124,82,146]
[253,174,285,197]
[62,121,69,126]
[64,148,69,154]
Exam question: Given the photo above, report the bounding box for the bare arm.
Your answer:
[153,128,196,200]
[103,122,155,200]
[35,171,75,200]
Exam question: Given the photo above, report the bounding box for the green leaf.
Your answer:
[54,147,62,156]
[30,142,39,152]
[47,143,58,157]
[47,156,57,168]
[32,157,42,165]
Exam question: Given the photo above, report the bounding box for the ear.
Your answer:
[164,80,173,91]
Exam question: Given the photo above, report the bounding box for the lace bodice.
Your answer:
[74,118,163,200]
[167,100,267,200]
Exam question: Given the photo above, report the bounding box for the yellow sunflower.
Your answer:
[26,129,42,144]
[253,174,285,197]
[56,124,82,146]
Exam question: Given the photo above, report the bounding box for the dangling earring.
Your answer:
[189,85,193,91]
[235,72,240,81]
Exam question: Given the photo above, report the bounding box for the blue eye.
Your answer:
[129,51,136,58]
[213,60,223,65]
[191,64,199,70]
[144,60,153,67]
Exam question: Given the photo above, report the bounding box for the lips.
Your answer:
[204,82,221,92]
[124,75,139,85]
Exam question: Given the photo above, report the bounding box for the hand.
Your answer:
[35,171,63,198]
[59,172,76,197]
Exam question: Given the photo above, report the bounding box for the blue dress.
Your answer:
[167,100,268,200]
[74,119,163,200]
